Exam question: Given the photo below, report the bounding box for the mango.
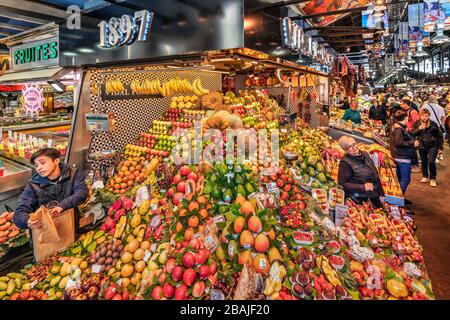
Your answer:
[59,276,70,289]
[0,281,7,291]
[6,279,15,295]
[0,291,7,299]
[130,214,142,228]
[71,257,82,267]
[14,277,22,290]
[82,233,93,248]
[50,276,62,288]
[0,276,9,282]
[96,236,107,244]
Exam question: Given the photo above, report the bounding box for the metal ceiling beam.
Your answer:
[0,8,51,25]
[247,0,311,13]
[0,0,68,19]
[313,31,373,38]
[292,6,369,21]
[0,22,28,32]
[0,30,14,37]
[305,26,372,31]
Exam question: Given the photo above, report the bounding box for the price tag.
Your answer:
[142,249,151,262]
[213,215,225,225]
[91,264,102,274]
[92,180,105,189]
[65,279,77,290]
[210,289,225,300]
[266,182,279,195]
[390,205,401,219]
[30,280,38,288]
[281,128,288,133]
[117,278,123,286]
[150,243,157,252]
[334,204,349,226]
[203,231,219,253]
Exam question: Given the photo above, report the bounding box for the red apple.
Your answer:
[180,165,191,176]
[151,286,163,300]
[183,268,197,286]
[198,265,210,280]
[182,252,195,268]
[163,283,175,299]
[177,181,186,193]
[174,285,188,300]
[171,265,183,282]
[194,249,210,265]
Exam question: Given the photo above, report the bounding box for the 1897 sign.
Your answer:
[98,10,154,48]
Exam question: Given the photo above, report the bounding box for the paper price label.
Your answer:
[65,279,78,290]
[213,215,225,225]
[143,249,152,262]
[335,204,349,227]
[30,280,38,288]
[91,264,102,274]
[210,289,225,300]
[390,205,401,219]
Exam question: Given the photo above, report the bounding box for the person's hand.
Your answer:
[364,183,374,192]
[414,140,420,147]
[49,207,64,217]
[27,218,42,229]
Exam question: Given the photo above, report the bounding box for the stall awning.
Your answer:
[0,67,70,84]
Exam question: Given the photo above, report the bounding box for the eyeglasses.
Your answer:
[345,142,358,150]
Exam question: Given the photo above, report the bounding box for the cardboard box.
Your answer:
[31,208,75,262]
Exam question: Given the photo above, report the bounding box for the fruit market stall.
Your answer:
[0,79,434,300]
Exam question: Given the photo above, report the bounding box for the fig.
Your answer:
[293,283,304,296]
[88,258,95,265]
[296,254,304,264]
[297,272,310,286]
[106,250,113,258]
[302,261,311,271]
[336,285,346,297]
[98,257,106,265]
[304,283,313,296]
[290,275,298,284]
[112,252,120,258]
[323,291,335,300]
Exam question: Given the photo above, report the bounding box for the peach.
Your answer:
[239,230,254,249]
[248,216,262,233]
[238,250,253,265]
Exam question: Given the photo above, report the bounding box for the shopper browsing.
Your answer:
[341,102,362,124]
[368,98,387,124]
[13,148,88,232]
[389,111,416,196]
[421,95,447,161]
[337,136,384,208]
[411,109,444,187]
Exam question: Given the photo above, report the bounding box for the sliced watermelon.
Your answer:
[292,231,314,245]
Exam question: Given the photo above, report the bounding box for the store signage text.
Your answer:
[10,37,60,71]
[22,84,45,117]
[99,10,154,48]
[281,17,333,66]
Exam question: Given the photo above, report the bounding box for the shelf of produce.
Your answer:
[0,120,72,133]
[0,151,34,168]
[328,127,376,145]
[0,156,32,193]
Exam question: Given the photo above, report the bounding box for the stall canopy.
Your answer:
[0,67,69,83]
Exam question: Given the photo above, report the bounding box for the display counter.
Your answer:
[328,127,377,145]
[0,119,71,133]
[0,157,32,194]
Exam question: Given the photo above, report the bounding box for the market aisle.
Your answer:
[407,146,450,300]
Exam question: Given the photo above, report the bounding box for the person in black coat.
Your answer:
[337,136,384,208]
[14,148,88,233]
[389,111,416,196]
[368,98,387,124]
[411,108,444,187]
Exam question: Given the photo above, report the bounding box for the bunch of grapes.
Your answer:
[156,164,165,176]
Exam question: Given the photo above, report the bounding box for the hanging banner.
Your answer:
[400,22,409,57]
[362,5,388,30]
[424,0,440,32]
[409,4,422,48]
[442,0,450,29]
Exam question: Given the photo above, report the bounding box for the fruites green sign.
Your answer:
[10,36,60,71]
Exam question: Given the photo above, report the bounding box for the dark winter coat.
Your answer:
[410,120,444,150]
[13,164,88,229]
[389,123,416,159]
[369,105,387,124]
[338,151,384,199]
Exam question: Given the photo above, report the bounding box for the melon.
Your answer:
[238,250,253,265]
[234,216,246,234]
[253,254,270,275]
[240,201,255,216]
[239,230,254,249]
[254,234,270,253]
[248,216,262,234]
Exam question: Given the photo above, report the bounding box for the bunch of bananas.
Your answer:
[130,79,162,95]
[192,78,210,96]
[105,79,125,94]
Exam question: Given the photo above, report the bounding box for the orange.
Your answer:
[130,167,136,173]
[188,201,199,212]
[199,208,208,219]
[115,177,122,184]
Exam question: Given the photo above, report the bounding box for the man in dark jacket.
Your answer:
[337,136,384,208]
[368,99,387,124]
[13,148,88,231]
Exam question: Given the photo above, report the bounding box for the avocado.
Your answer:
[236,185,247,197]
[245,183,255,194]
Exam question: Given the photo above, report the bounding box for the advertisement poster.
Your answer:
[362,6,389,30]
[424,0,442,32]
[409,3,422,47]
[298,0,371,27]
[442,0,450,29]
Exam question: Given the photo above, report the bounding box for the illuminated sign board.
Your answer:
[10,36,59,71]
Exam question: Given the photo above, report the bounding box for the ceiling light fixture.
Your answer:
[431,21,450,45]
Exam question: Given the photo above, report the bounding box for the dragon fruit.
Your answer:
[114,209,126,221]
[112,199,122,211]
[121,197,134,211]
[103,216,116,230]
